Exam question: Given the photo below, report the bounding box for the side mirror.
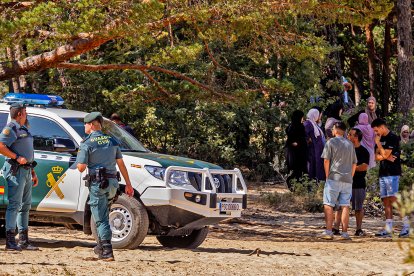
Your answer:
[53,138,77,153]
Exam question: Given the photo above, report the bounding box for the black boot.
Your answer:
[18,229,39,251]
[93,239,103,256]
[5,230,22,251]
[99,240,114,261]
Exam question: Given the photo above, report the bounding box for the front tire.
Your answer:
[156,227,209,249]
[91,193,149,249]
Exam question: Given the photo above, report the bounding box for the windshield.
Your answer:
[63,117,148,152]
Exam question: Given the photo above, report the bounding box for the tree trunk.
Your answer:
[397,0,413,114]
[14,45,27,92]
[381,12,394,116]
[326,25,342,80]
[6,47,20,92]
[349,25,362,106]
[353,79,361,106]
[365,23,376,97]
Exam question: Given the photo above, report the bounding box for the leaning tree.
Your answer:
[0,0,393,99]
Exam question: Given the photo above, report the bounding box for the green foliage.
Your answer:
[401,142,414,168]
[398,185,414,264]
[260,175,324,212]
[0,0,397,180]
[148,44,204,66]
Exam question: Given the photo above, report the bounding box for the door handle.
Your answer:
[40,155,48,159]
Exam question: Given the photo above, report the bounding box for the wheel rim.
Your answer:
[109,205,133,242]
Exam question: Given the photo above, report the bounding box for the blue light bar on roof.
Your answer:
[3,93,64,106]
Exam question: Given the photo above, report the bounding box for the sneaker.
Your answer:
[375,229,392,238]
[399,227,410,238]
[354,229,365,236]
[332,228,341,236]
[320,230,334,240]
[339,232,352,240]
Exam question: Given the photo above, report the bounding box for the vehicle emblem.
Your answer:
[213,177,220,188]
[46,171,66,200]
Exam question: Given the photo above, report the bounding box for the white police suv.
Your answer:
[0,93,247,249]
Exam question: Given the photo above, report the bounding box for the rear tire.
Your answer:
[156,227,209,249]
[91,193,149,249]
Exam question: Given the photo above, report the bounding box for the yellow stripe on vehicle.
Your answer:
[131,164,142,168]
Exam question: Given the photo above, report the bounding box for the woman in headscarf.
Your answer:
[303,108,326,181]
[400,125,410,145]
[324,102,343,139]
[347,96,381,127]
[365,96,378,123]
[285,110,307,187]
[354,113,376,168]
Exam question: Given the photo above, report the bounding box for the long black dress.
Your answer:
[285,111,307,187]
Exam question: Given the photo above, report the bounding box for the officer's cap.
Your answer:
[84,112,103,124]
[9,102,25,110]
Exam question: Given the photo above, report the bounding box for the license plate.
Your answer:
[219,202,241,211]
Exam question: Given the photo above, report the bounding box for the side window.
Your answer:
[0,112,9,130]
[27,115,73,151]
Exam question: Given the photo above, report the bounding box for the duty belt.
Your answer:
[89,173,118,181]
[7,159,37,176]
[7,159,37,169]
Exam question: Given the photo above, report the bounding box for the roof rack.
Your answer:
[2,93,65,107]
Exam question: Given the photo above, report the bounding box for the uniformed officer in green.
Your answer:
[76,112,134,261]
[0,103,39,251]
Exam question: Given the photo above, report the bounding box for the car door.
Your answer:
[22,115,81,212]
[0,112,10,206]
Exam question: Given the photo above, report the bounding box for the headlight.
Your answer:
[145,165,166,180]
[168,170,190,186]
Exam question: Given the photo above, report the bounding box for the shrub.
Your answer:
[397,185,414,263]
[259,175,324,212]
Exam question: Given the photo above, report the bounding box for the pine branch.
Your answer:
[55,62,233,100]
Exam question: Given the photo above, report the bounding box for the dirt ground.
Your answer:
[0,184,413,276]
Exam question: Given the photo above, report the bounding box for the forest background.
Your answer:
[1,0,412,181]
[1,0,414,211]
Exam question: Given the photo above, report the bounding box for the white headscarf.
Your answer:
[306,108,322,138]
[401,125,410,144]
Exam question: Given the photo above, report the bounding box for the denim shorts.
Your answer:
[323,179,352,207]
[379,176,399,198]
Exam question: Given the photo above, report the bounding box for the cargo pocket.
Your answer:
[88,184,100,207]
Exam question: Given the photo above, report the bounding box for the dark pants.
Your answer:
[88,179,118,240]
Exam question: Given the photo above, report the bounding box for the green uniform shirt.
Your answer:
[76,130,122,175]
[0,119,34,162]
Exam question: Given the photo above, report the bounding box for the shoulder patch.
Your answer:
[2,128,10,136]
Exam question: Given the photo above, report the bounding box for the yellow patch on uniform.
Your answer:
[2,128,10,135]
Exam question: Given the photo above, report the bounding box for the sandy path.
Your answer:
[0,185,412,275]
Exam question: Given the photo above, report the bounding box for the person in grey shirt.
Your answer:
[320,121,357,240]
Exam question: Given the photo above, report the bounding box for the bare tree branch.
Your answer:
[0,36,113,81]
[141,70,171,97]
[0,14,191,81]
[55,62,233,100]
[27,30,94,41]
[200,31,268,92]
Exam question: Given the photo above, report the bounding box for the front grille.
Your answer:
[188,172,232,193]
